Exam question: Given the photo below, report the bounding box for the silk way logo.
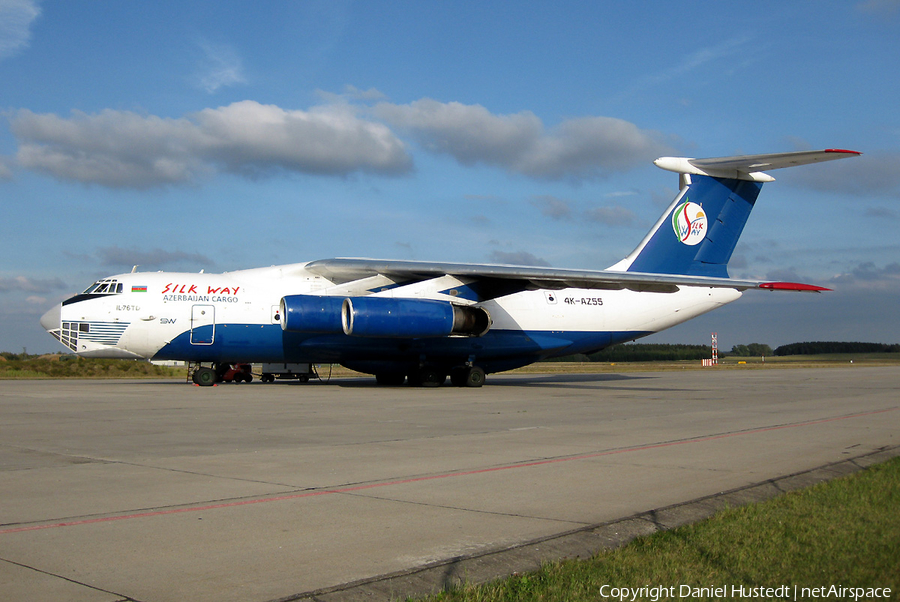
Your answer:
[672,201,707,246]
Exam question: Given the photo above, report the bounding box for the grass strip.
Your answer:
[420,456,900,601]
[0,356,183,379]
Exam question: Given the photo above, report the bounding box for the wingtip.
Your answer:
[824,149,862,156]
[759,282,831,292]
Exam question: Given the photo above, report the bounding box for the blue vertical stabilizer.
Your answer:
[623,175,762,278]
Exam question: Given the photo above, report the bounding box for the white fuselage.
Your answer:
[42,261,740,372]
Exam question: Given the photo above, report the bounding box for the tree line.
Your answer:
[773,342,900,356]
[547,341,898,362]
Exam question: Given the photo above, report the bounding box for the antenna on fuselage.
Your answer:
[131,265,138,273]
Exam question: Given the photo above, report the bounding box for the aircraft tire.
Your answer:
[407,367,446,387]
[465,366,485,387]
[422,367,446,387]
[192,367,217,387]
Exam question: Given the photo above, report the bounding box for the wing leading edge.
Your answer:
[305,258,828,301]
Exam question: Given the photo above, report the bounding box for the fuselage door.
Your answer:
[190,304,215,345]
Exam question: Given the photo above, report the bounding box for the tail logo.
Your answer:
[672,201,707,246]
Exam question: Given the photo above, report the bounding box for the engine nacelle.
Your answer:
[342,297,491,338]
[280,295,344,333]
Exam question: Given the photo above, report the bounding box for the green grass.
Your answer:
[0,355,183,379]
[0,368,48,378]
[512,354,900,374]
[419,457,900,601]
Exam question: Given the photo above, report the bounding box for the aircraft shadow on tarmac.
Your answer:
[137,372,654,389]
[326,372,652,389]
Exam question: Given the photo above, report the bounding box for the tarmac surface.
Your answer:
[1,366,898,602]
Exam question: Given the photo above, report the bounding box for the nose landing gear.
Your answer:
[190,363,253,386]
[191,366,217,386]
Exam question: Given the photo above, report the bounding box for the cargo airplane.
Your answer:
[40,149,860,386]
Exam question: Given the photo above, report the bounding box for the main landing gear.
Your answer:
[375,365,486,388]
[451,365,485,387]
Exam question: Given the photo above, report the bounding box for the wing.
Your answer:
[304,258,828,302]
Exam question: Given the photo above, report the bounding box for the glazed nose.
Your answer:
[40,303,61,332]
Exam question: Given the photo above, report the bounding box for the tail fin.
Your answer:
[610,149,861,278]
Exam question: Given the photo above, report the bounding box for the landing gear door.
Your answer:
[190,304,215,345]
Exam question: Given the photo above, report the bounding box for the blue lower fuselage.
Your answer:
[153,323,650,374]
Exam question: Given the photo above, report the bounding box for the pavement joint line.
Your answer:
[0,555,141,602]
[99,458,305,489]
[271,445,900,602]
[0,442,301,487]
[1,406,895,536]
[334,490,593,527]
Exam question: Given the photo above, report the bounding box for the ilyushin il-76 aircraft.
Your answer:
[41,149,860,387]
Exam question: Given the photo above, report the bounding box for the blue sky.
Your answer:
[2,0,899,354]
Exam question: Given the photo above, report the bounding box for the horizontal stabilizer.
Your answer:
[655,149,861,182]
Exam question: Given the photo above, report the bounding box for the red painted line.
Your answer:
[1,407,894,536]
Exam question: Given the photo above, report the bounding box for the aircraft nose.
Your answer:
[40,303,61,332]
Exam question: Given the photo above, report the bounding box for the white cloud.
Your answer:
[830,261,900,289]
[0,156,12,180]
[12,109,210,188]
[8,96,676,188]
[0,275,66,294]
[529,195,573,220]
[196,40,247,93]
[857,0,900,17]
[488,250,551,267]
[376,99,542,165]
[10,101,413,188]
[342,85,388,102]
[608,36,754,105]
[0,0,40,61]
[865,206,898,219]
[375,98,674,181]
[96,246,215,270]
[195,101,411,177]
[583,205,638,227]
[779,151,900,197]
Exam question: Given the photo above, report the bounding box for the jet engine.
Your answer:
[280,295,344,333]
[342,297,491,338]
[280,295,491,338]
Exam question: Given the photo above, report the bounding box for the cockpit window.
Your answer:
[81,279,123,295]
